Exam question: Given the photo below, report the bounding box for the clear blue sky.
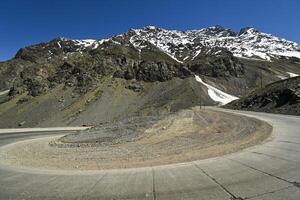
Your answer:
[1,0,300,61]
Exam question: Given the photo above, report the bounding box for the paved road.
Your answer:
[0,108,300,200]
[0,127,91,134]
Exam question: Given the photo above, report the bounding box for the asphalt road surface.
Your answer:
[0,108,300,200]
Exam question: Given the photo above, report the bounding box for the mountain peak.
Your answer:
[238,27,258,36]
[200,25,237,37]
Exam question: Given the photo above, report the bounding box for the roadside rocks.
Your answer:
[24,79,49,97]
[125,82,144,92]
[8,86,24,96]
[18,121,26,127]
[16,97,30,104]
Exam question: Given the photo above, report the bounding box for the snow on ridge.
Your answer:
[195,75,238,105]
[271,51,300,59]
[73,39,97,47]
[127,26,300,62]
[69,38,120,51]
[146,25,156,30]
[53,26,300,63]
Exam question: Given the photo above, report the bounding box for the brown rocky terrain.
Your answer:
[225,76,300,115]
[0,107,272,170]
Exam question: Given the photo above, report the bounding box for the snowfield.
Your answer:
[195,75,238,105]
[0,90,9,96]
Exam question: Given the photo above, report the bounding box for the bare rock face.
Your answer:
[114,61,193,82]
[187,47,244,77]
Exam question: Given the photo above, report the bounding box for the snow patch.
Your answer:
[287,72,299,77]
[277,75,287,80]
[192,49,202,60]
[164,52,183,63]
[183,56,189,61]
[0,90,9,96]
[93,43,99,49]
[195,75,238,105]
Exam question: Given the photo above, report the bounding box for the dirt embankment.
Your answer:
[0,107,272,170]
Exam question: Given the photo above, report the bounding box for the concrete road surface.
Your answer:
[0,107,300,199]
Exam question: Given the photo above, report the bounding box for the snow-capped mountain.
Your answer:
[1,25,300,126]
[3,25,300,100]
[65,25,300,63]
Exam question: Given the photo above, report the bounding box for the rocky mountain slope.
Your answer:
[0,25,300,127]
[225,76,300,115]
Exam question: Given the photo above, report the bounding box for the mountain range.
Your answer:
[0,25,299,127]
